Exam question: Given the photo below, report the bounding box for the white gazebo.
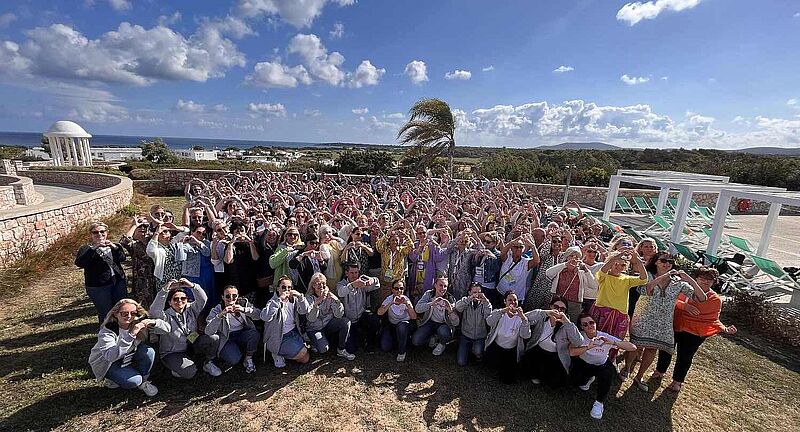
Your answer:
[43,121,93,167]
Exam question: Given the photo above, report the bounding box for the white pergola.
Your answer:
[602,170,788,252]
[44,120,93,167]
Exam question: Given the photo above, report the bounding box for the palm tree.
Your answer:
[397,98,456,177]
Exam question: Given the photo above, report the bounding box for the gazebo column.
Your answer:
[70,138,79,166]
[670,187,693,244]
[756,203,782,257]
[602,175,621,220]
[706,191,732,256]
[84,138,93,166]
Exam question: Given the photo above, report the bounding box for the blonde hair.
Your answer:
[89,221,108,233]
[310,272,327,293]
[101,298,147,328]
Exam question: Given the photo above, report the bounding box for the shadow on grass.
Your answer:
[0,332,96,382]
[22,298,95,328]
[0,322,97,350]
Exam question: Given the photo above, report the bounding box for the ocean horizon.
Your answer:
[0,131,388,150]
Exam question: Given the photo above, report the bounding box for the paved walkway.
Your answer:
[34,183,99,202]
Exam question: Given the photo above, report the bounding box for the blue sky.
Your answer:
[0,0,798,149]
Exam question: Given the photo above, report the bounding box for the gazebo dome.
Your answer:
[45,120,92,138]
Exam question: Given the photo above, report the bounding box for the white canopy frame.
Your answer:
[603,171,787,245]
[707,189,800,258]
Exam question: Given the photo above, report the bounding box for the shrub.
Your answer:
[722,290,800,352]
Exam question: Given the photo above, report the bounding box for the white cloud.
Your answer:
[0,22,246,86]
[444,69,472,80]
[247,102,287,118]
[482,65,495,72]
[245,61,311,88]
[288,33,345,85]
[157,12,182,26]
[330,22,344,39]
[794,12,800,18]
[617,0,702,26]
[661,76,669,80]
[385,112,405,120]
[107,0,132,12]
[553,65,574,73]
[351,107,368,115]
[348,60,385,88]
[236,0,356,29]
[788,98,798,106]
[304,108,321,117]
[212,104,228,112]
[620,74,650,85]
[175,99,205,113]
[0,13,17,28]
[404,60,428,84]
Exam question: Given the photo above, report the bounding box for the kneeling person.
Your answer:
[262,276,311,368]
[206,285,262,373]
[306,272,356,360]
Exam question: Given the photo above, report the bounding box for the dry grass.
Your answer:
[0,263,798,432]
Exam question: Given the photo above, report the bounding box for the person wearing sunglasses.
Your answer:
[89,299,169,397]
[620,252,707,390]
[289,234,329,294]
[120,217,158,308]
[523,297,582,387]
[337,263,382,353]
[261,276,311,368]
[496,236,540,308]
[651,267,737,393]
[377,280,417,362]
[305,273,356,361]
[569,313,638,420]
[268,227,304,288]
[454,282,492,366]
[76,222,128,323]
[205,285,262,374]
[149,278,223,379]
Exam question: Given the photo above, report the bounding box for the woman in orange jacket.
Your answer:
[651,267,737,392]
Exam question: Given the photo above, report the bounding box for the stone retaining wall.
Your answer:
[133,179,167,196]
[0,174,44,208]
[155,169,797,214]
[0,171,133,268]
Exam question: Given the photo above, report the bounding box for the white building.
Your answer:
[43,120,93,167]
[23,147,52,161]
[90,147,143,162]
[173,149,218,161]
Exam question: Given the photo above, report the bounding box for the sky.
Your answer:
[0,0,799,149]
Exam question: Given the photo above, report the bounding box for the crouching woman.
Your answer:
[261,276,311,368]
[206,285,262,374]
[485,291,531,383]
[89,299,169,397]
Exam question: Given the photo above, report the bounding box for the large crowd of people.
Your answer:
[77,172,737,420]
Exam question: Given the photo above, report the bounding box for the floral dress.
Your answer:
[524,240,557,311]
[629,280,694,353]
[120,236,157,308]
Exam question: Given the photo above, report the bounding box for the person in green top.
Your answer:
[268,227,304,288]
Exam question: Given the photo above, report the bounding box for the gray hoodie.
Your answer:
[205,298,262,355]
[88,320,170,381]
[415,289,461,328]
[524,310,583,372]
[260,294,310,355]
[148,283,207,357]
[305,293,345,332]
[454,296,492,339]
[336,277,379,322]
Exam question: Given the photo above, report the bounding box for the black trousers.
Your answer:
[487,343,518,384]
[655,331,706,383]
[570,356,616,403]
[524,345,568,387]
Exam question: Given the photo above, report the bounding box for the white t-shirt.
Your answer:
[496,314,522,349]
[281,301,296,335]
[430,299,447,323]
[228,312,245,332]
[381,295,411,324]
[579,331,620,365]
[535,320,558,353]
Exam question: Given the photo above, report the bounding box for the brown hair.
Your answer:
[694,266,719,280]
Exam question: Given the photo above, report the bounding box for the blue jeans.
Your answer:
[457,334,486,366]
[307,317,351,353]
[345,312,381,353]
[380,321,413,355]
[278,329,305,358]
[86,277,128,323]
[411,320,452,347]
[104,343,155,389]
[219,328,261,365]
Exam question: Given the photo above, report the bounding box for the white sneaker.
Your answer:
[137,380,158,397]
[428,336,439,348]
[590,401,604,420]
[337,348,356,361]
[243,357,256,373]
[531,378,542,385]
[203,361,222,377]
[103,379,119,389]
[432,343,446,356]
[171,369,181,378]
[396,353,406,362]
[580,376,596,391]
[272,353,286,368]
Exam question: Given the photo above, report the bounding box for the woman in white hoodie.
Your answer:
[88,299,169,397]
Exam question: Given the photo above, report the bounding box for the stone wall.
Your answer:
[0,174,43,208]
[133,179,167,196]
[154,169,797,214]
[0,171,133,268]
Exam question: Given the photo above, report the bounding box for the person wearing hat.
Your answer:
[544,246,599,322]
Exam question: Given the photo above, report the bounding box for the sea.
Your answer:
[0,131,370,150]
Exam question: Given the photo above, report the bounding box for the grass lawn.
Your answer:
[0,202,798,431]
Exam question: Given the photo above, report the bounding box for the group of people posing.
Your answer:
[77,172,736,420]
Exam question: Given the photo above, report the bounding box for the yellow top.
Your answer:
[595,270,646,313]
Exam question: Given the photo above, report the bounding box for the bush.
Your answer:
[722,290,800,351]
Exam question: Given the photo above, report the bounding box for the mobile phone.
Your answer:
[359,275,370,283]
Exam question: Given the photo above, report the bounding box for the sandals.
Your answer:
[665,382,683,393]
[617,369,630,381]
[649,371,665,381]
[633,379,649,391]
